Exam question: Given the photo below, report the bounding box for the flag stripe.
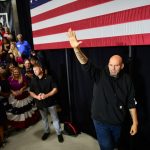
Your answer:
[33,5,150,38]
[31,0,150,31]
[33,19,150,44]
[30,0,150,50]
[34,33,150,50]
[31,0,77,17]
[31,0,112,23]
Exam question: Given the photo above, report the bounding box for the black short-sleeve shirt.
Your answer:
[30,74,57,108]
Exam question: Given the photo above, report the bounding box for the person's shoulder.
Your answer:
[24,40,30,45]
[121,72,133,82]
[30,76,37,82]
[122,71,130,78]
[46,74,56,82]
[45,74,52,80]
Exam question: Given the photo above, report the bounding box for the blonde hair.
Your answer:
[12,67,23,84]
[9,42,21,59]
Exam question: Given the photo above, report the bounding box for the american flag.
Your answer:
[30,0,150,50]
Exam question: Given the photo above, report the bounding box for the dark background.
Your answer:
[15,0,150,149]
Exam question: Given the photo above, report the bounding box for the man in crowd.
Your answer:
[16,34,31,59]
[29,64,64,143]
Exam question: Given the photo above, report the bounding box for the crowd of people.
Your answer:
[0,23,64,147]
[0,22,40,146]
[0,21,138,150]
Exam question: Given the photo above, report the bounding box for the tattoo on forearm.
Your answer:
[75,51,88,64]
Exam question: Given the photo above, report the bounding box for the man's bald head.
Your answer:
[109,55,123,64]
[108,55,124,77]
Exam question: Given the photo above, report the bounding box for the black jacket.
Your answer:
[82,61,136,125]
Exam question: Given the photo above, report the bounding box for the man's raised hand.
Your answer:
[67,28,82,48]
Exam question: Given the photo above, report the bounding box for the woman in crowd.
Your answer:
[8,42,24,67]
[7,67,39,129]
[8,42,21,61]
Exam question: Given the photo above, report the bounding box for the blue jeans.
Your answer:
[39,106,62,135]
[93,120,121,150]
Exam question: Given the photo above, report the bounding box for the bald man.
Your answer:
[67,29,138,150]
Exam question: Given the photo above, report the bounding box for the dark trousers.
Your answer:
[93,120,122,150]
